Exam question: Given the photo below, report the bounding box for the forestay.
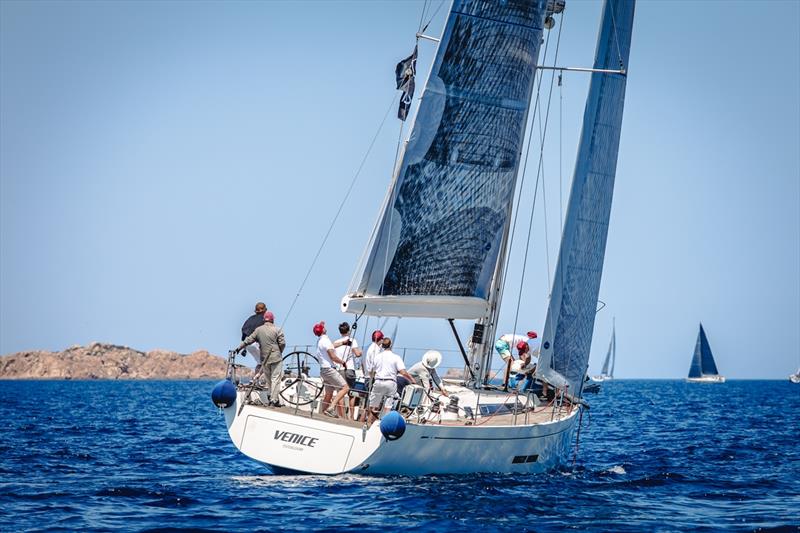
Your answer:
[343,0,549,319]
[536,0,635,396]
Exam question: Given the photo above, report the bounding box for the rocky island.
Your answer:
[0,342,243,380]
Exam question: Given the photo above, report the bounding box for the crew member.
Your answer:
[368,337,414,424]
[334,321,362,420]
[497,331,538,389]
[235,311,285,407]
[313,321,350,418]
[241,302,267,371]
[399,350,449,398]
[360,330,384,422]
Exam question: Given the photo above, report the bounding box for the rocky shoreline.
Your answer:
[0,342,240,380]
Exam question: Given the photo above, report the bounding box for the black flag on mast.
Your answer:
[395,46,418,121]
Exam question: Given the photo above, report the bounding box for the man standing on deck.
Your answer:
[235,311,286,407]
[240,302,267,372]
[334,322,362,420]
[359,330,384,422]
[368,337,415,424]
[313,321,350,418]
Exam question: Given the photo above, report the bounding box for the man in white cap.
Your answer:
[235,310,285,407]
[402,350,449,397]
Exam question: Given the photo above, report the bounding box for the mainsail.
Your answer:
[688,323,719,378]
[536,0,635,396]
[343,0,549,319]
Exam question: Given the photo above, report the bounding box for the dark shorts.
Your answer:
[339,369,356,389]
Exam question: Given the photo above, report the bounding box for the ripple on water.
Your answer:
[0,380,797,532]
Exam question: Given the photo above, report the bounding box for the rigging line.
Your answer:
[559,73,564,237]
[607,0,625,70]
[420,0,447,34]
[511,9,564,340]
[495,16,554,344]
[280,93,399,330]
[418,0,430,32]
[535,77,553,294]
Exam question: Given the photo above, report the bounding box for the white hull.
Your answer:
[790,374,800,384]
[686,375,726,383]
[223,389,579,475]
[591,375,612,382]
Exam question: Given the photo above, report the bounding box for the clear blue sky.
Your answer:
[1,0,798,379]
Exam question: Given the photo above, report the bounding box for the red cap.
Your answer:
[313,321,325,336]
[517,340,529,352]
[527,331,538,339]
[263,311,274,322]
[372,330,384,342]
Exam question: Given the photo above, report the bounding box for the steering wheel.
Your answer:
[279,350,323,407]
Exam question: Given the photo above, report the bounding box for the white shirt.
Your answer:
[316,335,335,369]
[407,362,442,389]
[372,349,406,381]
[334,335,360,370]
[500,333,541,355]
[363,342,383,375]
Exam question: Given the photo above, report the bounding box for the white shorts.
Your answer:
[321,367,347,393]
[369,379,397,410]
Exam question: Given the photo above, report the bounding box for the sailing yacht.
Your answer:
[214,0,635,475]
[592,319,616,381]
[686,323,725,383]
[789,369,800,384]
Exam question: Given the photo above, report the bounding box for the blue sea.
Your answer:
[0,380,797,532]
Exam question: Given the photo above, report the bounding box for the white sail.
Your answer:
[536,0,635,397]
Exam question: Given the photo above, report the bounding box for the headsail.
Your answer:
[535,0,635,396]
[343,0,549,319]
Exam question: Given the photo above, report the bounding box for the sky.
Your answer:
[1,0,798,379]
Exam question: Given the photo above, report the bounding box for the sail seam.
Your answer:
[450,9,542,31]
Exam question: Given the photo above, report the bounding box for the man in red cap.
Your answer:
[236,310,286,407]
[313,321,350,418]
[498,331,538,390]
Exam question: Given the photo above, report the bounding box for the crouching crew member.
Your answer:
[398,350,449,398]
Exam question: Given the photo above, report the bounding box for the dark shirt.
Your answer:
[241,313,266,341]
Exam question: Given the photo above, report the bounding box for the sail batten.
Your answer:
[535,0,635,396]
[343,0,550,319]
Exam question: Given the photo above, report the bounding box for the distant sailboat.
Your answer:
[790,369,800,384]
[592,319,615,382]
[686,323,725,383]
